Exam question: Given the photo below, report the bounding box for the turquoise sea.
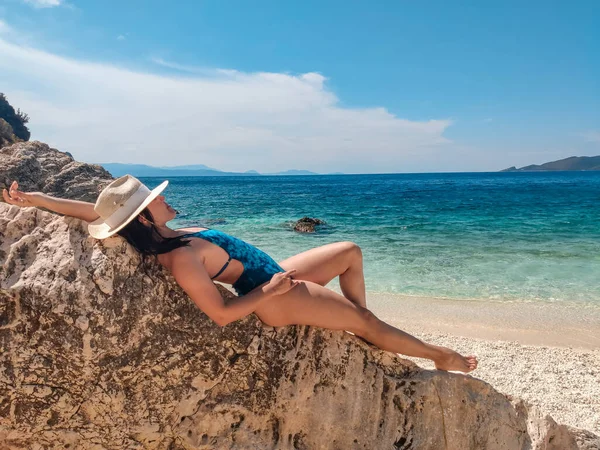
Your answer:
[142,172,600,305]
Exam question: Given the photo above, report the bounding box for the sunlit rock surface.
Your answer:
[0,141,112,202]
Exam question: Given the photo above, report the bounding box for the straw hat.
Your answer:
[88,175,168,239]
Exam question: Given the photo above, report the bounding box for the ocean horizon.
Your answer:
[142,171,600,306]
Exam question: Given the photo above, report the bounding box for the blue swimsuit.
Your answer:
[179,228,285,296]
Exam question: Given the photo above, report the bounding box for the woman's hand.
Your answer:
[266,269,300,296]
[2,181,39,208]
[2,180,99,222]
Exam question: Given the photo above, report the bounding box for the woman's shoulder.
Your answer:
[157,244,196,270]
[158,227,209,268]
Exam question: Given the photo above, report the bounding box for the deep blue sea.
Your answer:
[141,172,600,305]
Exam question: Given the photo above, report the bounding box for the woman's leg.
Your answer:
[278,241,367,308]
[254,280,478,372]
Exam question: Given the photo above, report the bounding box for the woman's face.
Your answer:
[146,194,177,225]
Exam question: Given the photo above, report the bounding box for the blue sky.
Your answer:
[0,0,598,173]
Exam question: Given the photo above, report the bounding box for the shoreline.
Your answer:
[363,291,600,349]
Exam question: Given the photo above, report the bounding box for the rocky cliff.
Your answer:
[1,141,598,449]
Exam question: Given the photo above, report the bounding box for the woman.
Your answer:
[3,175,478,373]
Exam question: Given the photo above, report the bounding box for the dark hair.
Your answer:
[117,208,190,256]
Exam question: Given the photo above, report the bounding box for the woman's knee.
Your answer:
[340,241,362,262]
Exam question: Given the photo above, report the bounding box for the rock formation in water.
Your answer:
[293,216,326,233]
[1,141,599,449]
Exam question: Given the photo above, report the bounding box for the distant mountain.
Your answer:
[264,169,320,175]
[101,163,328,177]
[159,164,217,171]
[501,156,600,172]
[101,163,260,177]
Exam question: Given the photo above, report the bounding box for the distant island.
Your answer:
[101,163,332,177]
[501,155,600,172]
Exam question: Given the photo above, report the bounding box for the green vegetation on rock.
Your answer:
[0,93,30,142]
[0,118,18,148]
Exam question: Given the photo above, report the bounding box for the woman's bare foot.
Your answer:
[433,346,478,373]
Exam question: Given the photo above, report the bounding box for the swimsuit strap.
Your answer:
[210,255,232,280]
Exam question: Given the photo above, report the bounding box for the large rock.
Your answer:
[0,143,597,449]
[0,141,113,203]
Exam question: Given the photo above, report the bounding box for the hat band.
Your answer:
[104,184,152,229]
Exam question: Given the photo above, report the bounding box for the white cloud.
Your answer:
[22,0,63,8]
[579,130,600,143]
[0,37,454,173]
[0,19,11,34]
[117,35,126,41]
[151,57,238,77]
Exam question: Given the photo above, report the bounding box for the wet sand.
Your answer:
[367,292,600,349]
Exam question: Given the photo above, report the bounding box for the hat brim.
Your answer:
[88,180,169,239]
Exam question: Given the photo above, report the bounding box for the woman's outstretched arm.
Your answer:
[2,180,100,223]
